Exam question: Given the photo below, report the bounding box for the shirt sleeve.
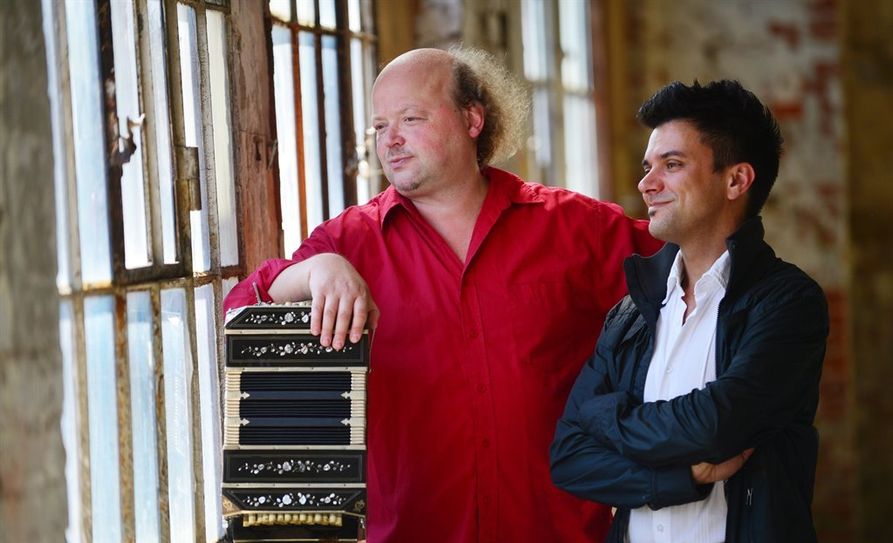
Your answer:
[575,277,829,467]
[222,224,338,313]
[550,305,711,509]
[593,202,663,314]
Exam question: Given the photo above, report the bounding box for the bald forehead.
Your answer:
[374,49,454,90]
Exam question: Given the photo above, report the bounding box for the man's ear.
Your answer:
[464,102,485,138]
[727,162,755,202]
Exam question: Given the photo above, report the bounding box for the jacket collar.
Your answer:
[377,166,544,229]
[624,216,775,328]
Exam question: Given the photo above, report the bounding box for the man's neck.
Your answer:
[411,169,490,262]
[678,238,729,322]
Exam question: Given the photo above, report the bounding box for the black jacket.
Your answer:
[550,218,828,542]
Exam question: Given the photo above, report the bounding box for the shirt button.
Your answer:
[482,495,491,505]
[477,384,487,394]
[482,439,490,448]
[657,524,664,532]
[468,328,479,339]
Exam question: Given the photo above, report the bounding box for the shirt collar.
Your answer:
[663,249,732,303]
[377,166,544,229]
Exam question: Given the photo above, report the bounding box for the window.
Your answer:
[47,0,242,540]
[521,0,601,197]
[269,0,380,255]
[46,0,378,541]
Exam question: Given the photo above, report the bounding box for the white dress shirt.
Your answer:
[628,250,731,543]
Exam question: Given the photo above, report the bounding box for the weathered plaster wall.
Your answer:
[0,0,67,541]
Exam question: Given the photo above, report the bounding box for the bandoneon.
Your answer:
[222,303,369,542]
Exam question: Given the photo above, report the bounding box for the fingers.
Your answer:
[305,254,378,349]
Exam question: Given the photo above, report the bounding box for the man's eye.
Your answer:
[667,161,681,169]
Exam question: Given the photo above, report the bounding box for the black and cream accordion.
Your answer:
[222,303,369,542]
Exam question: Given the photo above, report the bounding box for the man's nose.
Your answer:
[638,169,659,194]
[380,125,404,148]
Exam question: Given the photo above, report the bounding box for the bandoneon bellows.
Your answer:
[222,303,369,542]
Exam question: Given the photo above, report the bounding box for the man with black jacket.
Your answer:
[550,80,828,542]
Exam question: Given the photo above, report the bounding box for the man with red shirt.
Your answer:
[224,47,660,542]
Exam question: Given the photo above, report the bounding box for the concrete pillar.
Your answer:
[0,0,67,541]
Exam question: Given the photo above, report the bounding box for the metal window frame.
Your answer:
[272,0,378,239]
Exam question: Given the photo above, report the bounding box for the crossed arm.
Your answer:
[550,283,827,509]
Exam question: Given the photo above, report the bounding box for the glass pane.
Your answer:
[160,288,196,542]
[363,42,381,194]
[111,0,151,269]
[296,0,315,26]
[207,10,239,267]
[59,300,83,542]
[272,26,304,254]
[351,39,370,204]
[177,4,211,272]
[44,0,72,292]
[222,277,238,300]
[521,0,548,81]
[194,284,224,541]
[348,0,361,32]
[148,0,179,264]
[66,0,112,285]
[322,35,344,216]
[559,0,591,91]
[269,0,291,21]
[563,94,598,197]
[127,291,161,543]
[319,0,336,29]
[531,86,553,171]
[298,32,324,232]
[84,295,122,543]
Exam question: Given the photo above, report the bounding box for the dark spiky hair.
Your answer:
[637,80,783,217]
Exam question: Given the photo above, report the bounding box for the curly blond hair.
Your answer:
[448,45,530,166]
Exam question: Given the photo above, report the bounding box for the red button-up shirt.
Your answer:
[224,168,660,542]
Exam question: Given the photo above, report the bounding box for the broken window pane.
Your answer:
[177,4,211,273]
[110,0,151,269]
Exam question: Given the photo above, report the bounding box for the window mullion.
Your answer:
[291,26,310,240]
[193,5,223,273]
[164,0,196,274]
[184,283,209,541]
[335,0,358,208]
[313,25,331,220]
[96,0,129,286]
[150,285,173,543]
[72,295,93,542]
[114,291,137,542]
